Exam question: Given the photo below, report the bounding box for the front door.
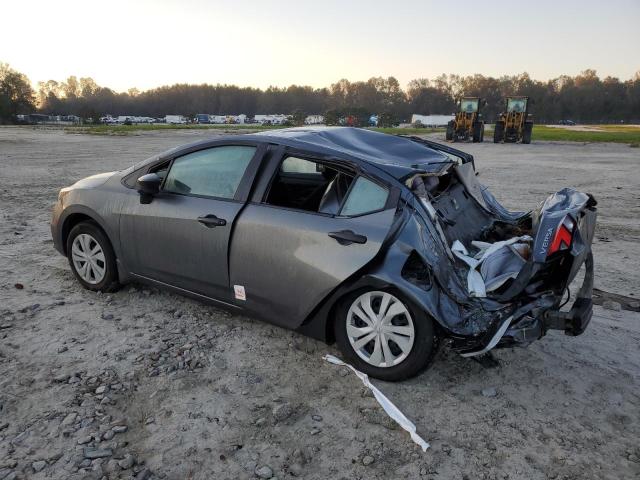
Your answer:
[120,144,261,301]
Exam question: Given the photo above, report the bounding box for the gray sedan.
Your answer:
[51,127,597,381]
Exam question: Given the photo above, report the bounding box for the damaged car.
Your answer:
[51,127,597,381]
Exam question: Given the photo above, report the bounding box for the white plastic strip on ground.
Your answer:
[323,354,430,451]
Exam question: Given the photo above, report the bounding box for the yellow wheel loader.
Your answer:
[493,96,534,144]
[446,97,485,143]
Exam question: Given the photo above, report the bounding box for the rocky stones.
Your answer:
[311,414,323,422]
[118,454,136,469]
[83,448,113,459]
[52,373,69,383]
[95,385,108,394]
[135,468,152,480]
[482,387,497,398]
[112,425,128,433]
[2,459,18,469]
[104,458,121,473]
[61,412,78,426]
[362,455,375,466]
[273,403,294,424]
[255,465,273,478]
[32,460,46,472]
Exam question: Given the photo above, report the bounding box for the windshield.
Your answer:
[460,99,479,113]
[507,98,527,113]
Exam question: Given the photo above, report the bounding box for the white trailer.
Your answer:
[165,115,187,124]
[411,114,454,127]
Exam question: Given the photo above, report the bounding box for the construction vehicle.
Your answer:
[493,96,533,144]
[446,97,485,143]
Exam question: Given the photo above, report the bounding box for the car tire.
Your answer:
[522,122,533,144]
[334,289,438,381]
[66,221,119,292]
[493,122,504,143]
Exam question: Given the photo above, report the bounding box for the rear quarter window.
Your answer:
[340,176,389,216]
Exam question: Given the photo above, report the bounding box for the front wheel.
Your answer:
[334,290,438,381]
[66,222,119,292]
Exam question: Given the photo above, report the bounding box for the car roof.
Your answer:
[152,127,453,180]
[250,127,451,178]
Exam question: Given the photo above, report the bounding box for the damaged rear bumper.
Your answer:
[452,250,594,357]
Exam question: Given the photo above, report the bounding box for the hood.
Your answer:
[68,171,117,189]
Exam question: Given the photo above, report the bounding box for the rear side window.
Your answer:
[340,176,389,216]
[281,156,321,174]
[164,146,256,199]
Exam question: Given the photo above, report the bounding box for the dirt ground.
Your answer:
[1,127,639,480]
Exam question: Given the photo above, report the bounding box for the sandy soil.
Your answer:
[0,127,639,480]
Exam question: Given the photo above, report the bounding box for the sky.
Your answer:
[3,0,639,92]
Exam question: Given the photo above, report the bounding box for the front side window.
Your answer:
[164,146,256,199]
[340,176,389,216]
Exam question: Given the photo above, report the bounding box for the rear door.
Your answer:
[229,152,398,328]
[120,143,264,302]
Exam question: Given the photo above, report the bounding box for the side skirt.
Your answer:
[129,273,242,312]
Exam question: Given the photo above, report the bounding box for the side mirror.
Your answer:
[136,173,162,204]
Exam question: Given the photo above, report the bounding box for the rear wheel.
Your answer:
[66,222,119,292]
[334,289,438,381]
[493,122,504,143]
[522,122,533,144]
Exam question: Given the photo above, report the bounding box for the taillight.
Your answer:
[548,216,575,256]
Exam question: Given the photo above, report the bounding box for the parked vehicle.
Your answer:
[445,97,485,143]
[165,115,187,125]
[51,127,597,381]
[558,120,576,126]
[494,96,534,144]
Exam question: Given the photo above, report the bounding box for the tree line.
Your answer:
[2,62,640,124]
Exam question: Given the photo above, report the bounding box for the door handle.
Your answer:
[328,230,367,245]
[197,214,227,228]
